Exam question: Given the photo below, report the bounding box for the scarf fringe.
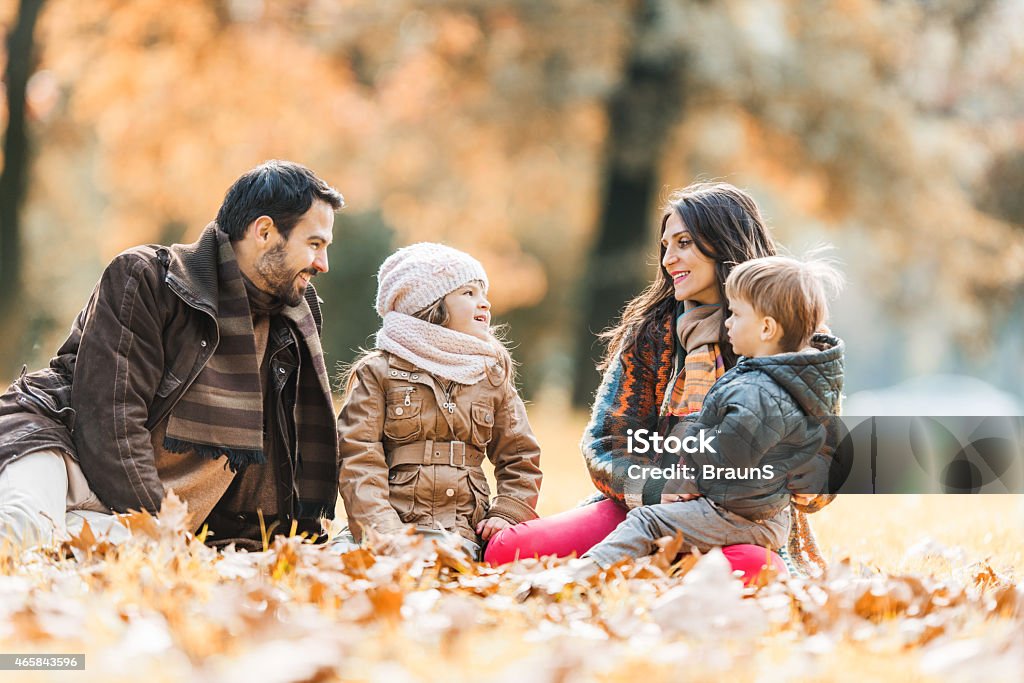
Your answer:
[163,436,266,473]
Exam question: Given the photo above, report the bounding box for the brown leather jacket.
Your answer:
[337,351,542,543]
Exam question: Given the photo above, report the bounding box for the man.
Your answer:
[0,160,345,550]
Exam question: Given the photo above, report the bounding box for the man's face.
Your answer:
[254,200,334,306]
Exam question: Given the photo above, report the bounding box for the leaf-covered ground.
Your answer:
[1,407,1021,682]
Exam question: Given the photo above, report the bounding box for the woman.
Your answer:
[484,182,834,580]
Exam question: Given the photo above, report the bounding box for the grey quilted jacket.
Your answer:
[664,333,844,521]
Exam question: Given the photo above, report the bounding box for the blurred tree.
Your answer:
[571,0,687,406]
[979,150,1024,227]
[0,0,44,378]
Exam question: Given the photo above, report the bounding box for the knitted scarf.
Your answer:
[242,273,285,318]
[375,311,501,385]
[164,230,265,469]
[162,230,339,525]
[660,304,727,418]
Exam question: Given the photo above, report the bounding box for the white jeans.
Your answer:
[0,449,126,547]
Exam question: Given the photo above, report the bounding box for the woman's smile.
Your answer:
[670,270,690,284]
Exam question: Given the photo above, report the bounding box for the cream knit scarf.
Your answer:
[376,312,501,385]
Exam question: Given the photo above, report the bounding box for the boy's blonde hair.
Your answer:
[725,254,844,352]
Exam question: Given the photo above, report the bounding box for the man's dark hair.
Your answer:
[215,160,345,240]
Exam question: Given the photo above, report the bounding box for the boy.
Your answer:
[579,256,845,571]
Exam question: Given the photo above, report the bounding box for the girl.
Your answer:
[336,243,542,559]
[485,182,835,581]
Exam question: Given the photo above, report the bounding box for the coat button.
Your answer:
[200,340,208,348]
[279,367,286,374]
[400,372,409,378]
[394,407,404,416]
[485,415,493,424]
[411,374,419,380]
[445,488,455,497]
[390,370,398,377]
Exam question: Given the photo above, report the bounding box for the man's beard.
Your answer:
[254,242,314,308]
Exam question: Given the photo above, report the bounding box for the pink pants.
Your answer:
[484,498,787,585]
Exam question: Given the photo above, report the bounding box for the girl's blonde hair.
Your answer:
[725,253,844,351]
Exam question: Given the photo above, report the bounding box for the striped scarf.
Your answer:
[164,229,338,522]
[660,304,726,418]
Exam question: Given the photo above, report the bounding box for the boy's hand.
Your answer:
[476,517,511,541]
[661,493,701,504]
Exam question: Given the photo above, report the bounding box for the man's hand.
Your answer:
[661,493,701,504]
[476,516,511,541]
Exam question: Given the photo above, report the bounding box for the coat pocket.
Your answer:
[387,465,420,521]
[15,368,77,431]
[383,399,422,443]
[470,401,495,447]
[155,368,184,398]
[467,469,491,527]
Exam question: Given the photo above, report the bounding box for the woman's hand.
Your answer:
[792,493,819,507]
[661,493,701,504]
[476,516,511,541]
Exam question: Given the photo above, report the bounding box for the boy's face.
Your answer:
[443,280,491,341]
[725,295,776,358]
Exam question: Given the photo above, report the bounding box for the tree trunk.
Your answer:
[571,0,687,407]
[0,0,45,380]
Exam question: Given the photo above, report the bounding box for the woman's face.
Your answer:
[442,281,491,340]
[661,211,720,304]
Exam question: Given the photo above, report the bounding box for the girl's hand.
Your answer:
[661,493,701,504]
[476,517,511,541]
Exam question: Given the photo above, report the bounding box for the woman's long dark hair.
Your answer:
[598,182,777,369]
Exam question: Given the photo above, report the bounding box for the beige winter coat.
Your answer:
[337,351,542,543]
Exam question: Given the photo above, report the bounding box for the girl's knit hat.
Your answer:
[375,242,489,317]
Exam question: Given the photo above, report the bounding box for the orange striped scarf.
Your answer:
[660,304,726,417]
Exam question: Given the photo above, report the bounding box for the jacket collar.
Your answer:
[738,333,845,416]
[384,350,506,386]
[165,223,223,314]
[387,354,421,372]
